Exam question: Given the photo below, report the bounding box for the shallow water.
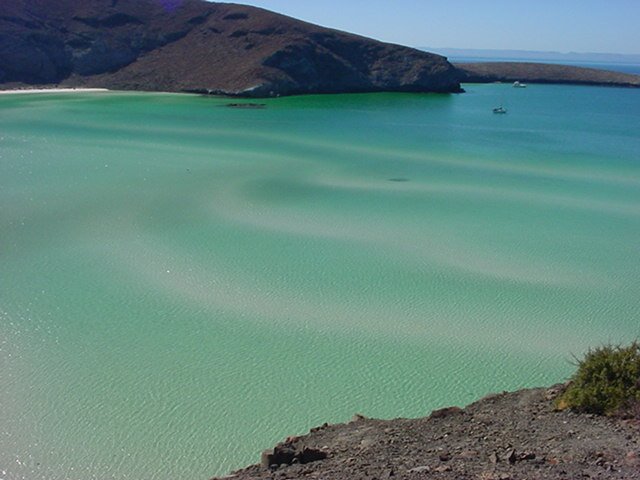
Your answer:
[1,85,639,479]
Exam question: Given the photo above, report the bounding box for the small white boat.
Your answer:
[493,106,507,114]
[513,81,527,88]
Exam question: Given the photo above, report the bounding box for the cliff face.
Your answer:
[0,0,462,96]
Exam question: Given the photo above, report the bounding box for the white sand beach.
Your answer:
[0,87,109,95]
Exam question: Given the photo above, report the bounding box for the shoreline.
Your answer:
[0,88,109,95]
[216,384,640,480]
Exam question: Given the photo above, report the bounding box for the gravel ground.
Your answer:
[213,385,639,480]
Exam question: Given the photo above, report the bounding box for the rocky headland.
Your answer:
[215,384,640,480]
[454,62,640,88]
[0,0,461,96]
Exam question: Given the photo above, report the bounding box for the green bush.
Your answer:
[557,342,640,416]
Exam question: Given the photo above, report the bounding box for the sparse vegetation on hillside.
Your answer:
[557,342,640,416]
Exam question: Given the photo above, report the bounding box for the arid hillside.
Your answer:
[0,0,462,96]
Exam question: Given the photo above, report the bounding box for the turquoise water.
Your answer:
[1,85,639,479]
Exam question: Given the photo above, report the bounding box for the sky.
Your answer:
[230,0,640,55]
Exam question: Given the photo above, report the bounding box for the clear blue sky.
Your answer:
[229,0,640,55]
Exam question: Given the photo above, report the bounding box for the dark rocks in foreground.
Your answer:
[0,0,461,96]
[454,62,640,88]
[215,385,640,480]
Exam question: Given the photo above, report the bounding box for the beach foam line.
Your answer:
[0,88,109,95]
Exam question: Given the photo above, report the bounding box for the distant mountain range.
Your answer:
[425,48,640,65]
[454,62,640,88]
[0,0,462,96]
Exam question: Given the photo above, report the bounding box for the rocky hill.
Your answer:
[454,62,640,88]
[0,0,462,96]
[215,385,640,480]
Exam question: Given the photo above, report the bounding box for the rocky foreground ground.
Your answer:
[214,385,639,480]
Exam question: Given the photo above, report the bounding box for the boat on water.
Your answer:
[493,106,507,114]
[513,81,527,88]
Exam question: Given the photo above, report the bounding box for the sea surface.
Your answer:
[1,84,639,479]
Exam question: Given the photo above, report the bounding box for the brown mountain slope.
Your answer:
[0,0,462,96]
